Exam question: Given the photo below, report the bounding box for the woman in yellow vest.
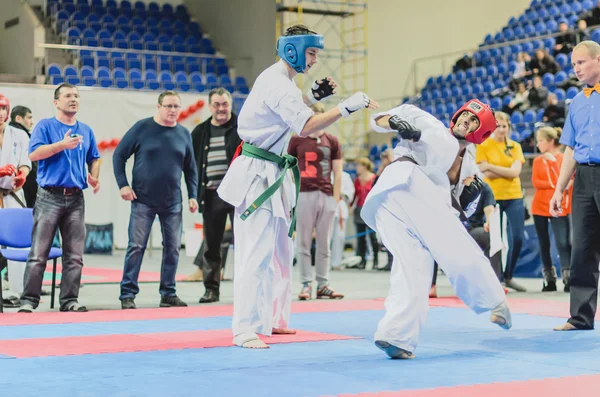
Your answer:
[475,111,527,292]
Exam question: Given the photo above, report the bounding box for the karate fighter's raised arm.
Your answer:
[298,92,379,137]
[370,105,443,141]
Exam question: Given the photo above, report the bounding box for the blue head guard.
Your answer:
[277,34,324,73]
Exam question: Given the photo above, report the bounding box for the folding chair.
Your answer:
[0,208,62,311]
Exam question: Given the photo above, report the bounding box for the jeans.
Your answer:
[497,199,525,280]
[21,188,85,310]
[533,215,571,279]
[120,201,182,300]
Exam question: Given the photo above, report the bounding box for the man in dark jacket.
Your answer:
[9,106,36,207]
[190,87,242,303]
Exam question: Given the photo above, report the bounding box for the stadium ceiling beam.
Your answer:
[276,5,354,18]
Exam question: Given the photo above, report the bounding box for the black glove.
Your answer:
[309,77,335,102]
[459,175,484,211]
[389,115,421,142]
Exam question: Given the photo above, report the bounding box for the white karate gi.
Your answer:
[218,60,314,345]
[361,105,506,353]
[0,125,32,296]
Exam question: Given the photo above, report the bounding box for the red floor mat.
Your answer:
[42,264,187,285]
[0,297,581,327]
[324,373,600,397]
[0,329,360,358]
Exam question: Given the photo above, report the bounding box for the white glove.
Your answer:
[338,92,371,118]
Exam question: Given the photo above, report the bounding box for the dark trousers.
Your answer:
[199,189,233,295]
[533,214,571,278]
[568,165,600,329]
[354,207,379,265]
[120,201,182,300]
[21,188,85,310]
[432,226,502,285]
[497,199,525,280]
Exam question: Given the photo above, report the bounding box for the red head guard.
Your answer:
[450,99,497,144]
[0,94,9,122]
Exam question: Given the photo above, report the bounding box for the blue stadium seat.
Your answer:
[99,77,113,88]
[523,109,536,123]
[542,72,554,86]
[554,88,566,101]
[566,86,579,99]
[536,108,545,122]
[63,65,78,76]
[511,111,523,125]
[490,97,502,110]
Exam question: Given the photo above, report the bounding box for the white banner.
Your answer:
[0,83,211,248]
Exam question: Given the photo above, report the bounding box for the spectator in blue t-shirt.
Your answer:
[19,83,101,313]
[113,91,198,310]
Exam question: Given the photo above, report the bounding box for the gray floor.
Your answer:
[2,248,571,313]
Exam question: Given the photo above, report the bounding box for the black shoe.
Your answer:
[2,297,20,308]
[542,281,557,292]
[564,283,570,293]
[121,298,136,309]
[199,291,219,303]
[160,295,188,307]
[378,263,392,271]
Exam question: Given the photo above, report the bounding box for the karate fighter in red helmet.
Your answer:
[361,99,512,359]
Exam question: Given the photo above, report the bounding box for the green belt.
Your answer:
[239,142,300,238]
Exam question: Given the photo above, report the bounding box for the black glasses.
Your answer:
[161,104,181,110]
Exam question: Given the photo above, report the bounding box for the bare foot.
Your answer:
[241,338,269,349]
[490,314,507,328]
[272,328,296,334]
[429,285,437,298]
[553,323,578,331]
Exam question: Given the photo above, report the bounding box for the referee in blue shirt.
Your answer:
[19,83,100,313]
[551,41,600,331]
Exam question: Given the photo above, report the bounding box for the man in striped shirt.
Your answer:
[191,88,241,303]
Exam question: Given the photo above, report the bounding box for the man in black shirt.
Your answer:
[189,88,241,303]
[466,180,502,280]
[113,91,199,309]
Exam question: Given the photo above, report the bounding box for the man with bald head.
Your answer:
[551,41,600,332]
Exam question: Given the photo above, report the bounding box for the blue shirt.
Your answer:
[113,117,198,209]
[29,117,100,189]
[560,90,600,164]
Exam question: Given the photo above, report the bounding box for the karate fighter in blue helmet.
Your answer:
[218,24,379,348]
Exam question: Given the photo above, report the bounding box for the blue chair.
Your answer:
[523,109,537,124]
[511,111,523,125]
[566,86,579,99]
[554,88,566,101]
[0,209,62,311]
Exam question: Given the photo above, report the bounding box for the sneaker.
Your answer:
[298,285,312,300]
[18,303,34,313]
[2,297,20,308]
[60,302,88,312]
[542,281,557,292]
[316,285,344,299]
[159,295,188,307]
[121,298,136,309]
